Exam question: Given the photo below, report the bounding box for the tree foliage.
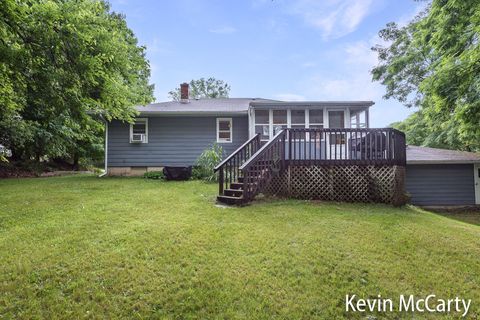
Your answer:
[0,0,154,163]
[168,77,230,101]
[373,0,480,151]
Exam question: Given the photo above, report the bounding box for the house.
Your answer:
[105,83,480,206]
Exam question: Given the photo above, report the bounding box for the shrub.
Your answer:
[144,171,164,180]
[192,144,223,182]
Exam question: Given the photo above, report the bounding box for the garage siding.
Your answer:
[406,164,475,205]
[108,116,249,167]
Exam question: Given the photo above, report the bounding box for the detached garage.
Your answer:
[406,146,480,206]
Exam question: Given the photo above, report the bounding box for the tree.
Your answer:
[372,0,480,151]
[0,0,154,165]
[168,77,230,101]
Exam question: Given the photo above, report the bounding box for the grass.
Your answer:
[428,208,480,226]
[0,175,479,319]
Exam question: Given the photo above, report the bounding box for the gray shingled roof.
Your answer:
[135,98,274,114]
[407,145,480,164]
[135,98,374,114]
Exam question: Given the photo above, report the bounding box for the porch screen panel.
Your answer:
[254,110,269,141]
[328,111,345,146]
[350,110,366,128]
[290,109,306,139]
[273,110,287,136]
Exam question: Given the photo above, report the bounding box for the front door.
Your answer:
[327,110,346,159]
[475,163,480,204]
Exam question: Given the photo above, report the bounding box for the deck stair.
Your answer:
[216,177,244,205]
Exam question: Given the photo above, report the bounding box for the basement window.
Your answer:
[130,118,148,143]
[217,118,232,143]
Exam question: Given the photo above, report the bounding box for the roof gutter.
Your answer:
[250,101,375,107]
[136,111,248,116]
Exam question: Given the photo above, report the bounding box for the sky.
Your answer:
[109,0,425,127]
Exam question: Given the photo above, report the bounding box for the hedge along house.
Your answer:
[106,83,479,206]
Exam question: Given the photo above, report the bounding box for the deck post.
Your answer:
[219,169,224,195]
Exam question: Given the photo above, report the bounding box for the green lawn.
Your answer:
[0,175,479,319]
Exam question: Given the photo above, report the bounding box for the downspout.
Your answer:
[99,116,108,177]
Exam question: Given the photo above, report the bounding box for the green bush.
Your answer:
[144,171,164,180]
[192,144,223,182]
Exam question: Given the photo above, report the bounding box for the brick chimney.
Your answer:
[180,82,189,103]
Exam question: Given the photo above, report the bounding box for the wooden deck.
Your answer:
[214,128,406,205]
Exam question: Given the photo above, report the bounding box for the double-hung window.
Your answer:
[130,118,148,143]
[217,118,232,143]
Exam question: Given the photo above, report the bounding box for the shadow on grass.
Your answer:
[425,207,480,226]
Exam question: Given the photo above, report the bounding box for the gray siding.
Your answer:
[108,116,248,167]
[406,164,475,205]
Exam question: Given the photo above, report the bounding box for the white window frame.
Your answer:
[216,118,233,143]
[130,118,148,143]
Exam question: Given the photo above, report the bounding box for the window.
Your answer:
[217,118,232,143]
[290,109,306,139]
[254,110,270,141]
[272,110,287,136]
[309,109,324,129]
[351,110,367,128]
[328,111,345,128]
[328,111,345,145]
[130,118,148,143]
[291,109,305,129]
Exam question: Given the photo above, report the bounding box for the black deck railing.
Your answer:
[287,128,406,166]
[214,133,261,195]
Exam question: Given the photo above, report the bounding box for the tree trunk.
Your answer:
[73,153,79,171]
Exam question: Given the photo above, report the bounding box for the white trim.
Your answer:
[323,108,328,128]
[216,117,233,143]
[345,107,351,128]
[99,119,108,177]
[474,163,480,205]
[249,107,255,138]
[269,109,273,139]
[130,118,148,143]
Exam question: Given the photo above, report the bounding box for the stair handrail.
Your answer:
[214,134,260,172]
[240,130,287,202]
[214,133,261,196]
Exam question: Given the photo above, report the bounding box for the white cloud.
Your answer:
[274,93,306,101]
[301,61,317,68]
[209,26,237,34]
[287,0,377,39]
[344,40,378,66]
[146,38,174,55]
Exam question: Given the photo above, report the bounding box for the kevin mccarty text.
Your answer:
[345,294,472,317]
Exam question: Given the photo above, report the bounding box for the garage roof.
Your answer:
[407,145,480,164]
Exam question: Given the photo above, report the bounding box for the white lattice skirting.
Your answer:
[264,165,406,205]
